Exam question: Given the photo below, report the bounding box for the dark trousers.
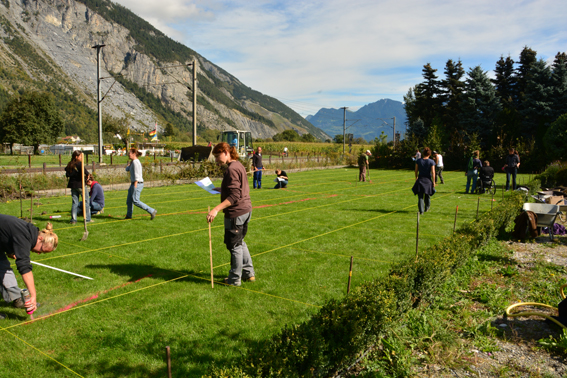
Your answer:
[506,168,517,191]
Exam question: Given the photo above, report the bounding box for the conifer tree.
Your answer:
[457,66,501,146]
[551,52,567,121]
[518,59,554,140]
[440,59,465,134]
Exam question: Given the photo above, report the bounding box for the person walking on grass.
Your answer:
[125,148,157,220]
[412,147,436,215]
[465,150,482,194]
[358,150,372,182]
[206,142,255,287]
[252,146,264,189]
[65,151,91,225]
[0,214,58,317]
[503,148,520,191]
[433,150,444,184]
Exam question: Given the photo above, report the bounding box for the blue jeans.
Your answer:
[224,212,254,285]
[418,193,430,214]
[274,179,288,189]
[466,170,478,193]
[506,168,517,190]
[71,188,91,222]
[253,170,262,189]
[79,201,103,215]
[126,183,155,218]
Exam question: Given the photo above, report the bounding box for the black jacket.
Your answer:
[65,161,89,189]
[0,214,38,275]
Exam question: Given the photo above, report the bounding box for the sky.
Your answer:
[111,0,567,118]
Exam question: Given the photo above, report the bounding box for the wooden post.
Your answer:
[453,205,459,234]
[476,197,480,219]
[415,212,420,262]
[160,160,163,174]
[92,161,95,174]
[59,154,62,167]
[166,346,172,378]
[42,162,46,175]
[30,190,33,223]
[347,256,353,295]
[28,154,31,168]
[491,192,494,210]
[110,154,113,165]
[269,153,272,165]
[19,178,23,218]
[295,153,298,164]
[154,153,156,161]
[208,206,214,288]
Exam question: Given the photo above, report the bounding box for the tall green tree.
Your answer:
[415,63,442,129]
[517,59,554,140]
[457,66,501,146]
[0,92,63,154]
[512,46,537,107]
[440,59,465,134]
[551,52,567,121]
[543,113,567,161]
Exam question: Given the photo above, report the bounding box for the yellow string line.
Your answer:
[213,191,458,270]
[253,242,390,263]
[0,329,85,377]
[39,187,406,262]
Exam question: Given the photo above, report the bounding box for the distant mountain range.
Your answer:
[306,99,407,142]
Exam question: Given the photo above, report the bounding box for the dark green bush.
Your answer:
[207,193,524,377]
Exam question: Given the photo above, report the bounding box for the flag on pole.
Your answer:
[150,123,158,141]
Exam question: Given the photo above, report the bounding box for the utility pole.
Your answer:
[92,44,105,163]
[341,107,348,154]
[192,59,198,146]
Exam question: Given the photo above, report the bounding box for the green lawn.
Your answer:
[0,168,528,377]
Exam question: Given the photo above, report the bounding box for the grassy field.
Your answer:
[0,168,529,377]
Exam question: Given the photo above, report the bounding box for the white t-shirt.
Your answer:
[436,154,444,167]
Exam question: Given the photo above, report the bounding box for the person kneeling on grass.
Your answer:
[0,214,58,317]
[206,142,255,287]
[79,174,105,216]
[274,169,288,189]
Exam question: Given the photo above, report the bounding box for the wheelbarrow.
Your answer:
[522,203,562,241]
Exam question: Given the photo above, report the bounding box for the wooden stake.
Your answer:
[166,346,172,378]
[347,256,353,295]
[491,191,494,210]
[476,197,480,219]
[19,178,23,218]
[208,206,214,288]
[30,189,33,223]
[80,153,89,241]
[453,205,459,234]
[415,211,420,262]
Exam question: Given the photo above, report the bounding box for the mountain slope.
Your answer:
[306,99,407,142]
[0,0,329,141]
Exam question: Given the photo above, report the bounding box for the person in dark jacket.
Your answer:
[65,151,91,224]
[465,150,482,194]
[252,146,264,189]
[478,161,495,194]
[79,174,105,215]
[274,169,288,189]
[0,215,58,315]
[207,142,255,287]
[503,148,520,191]
[412,147,436,214]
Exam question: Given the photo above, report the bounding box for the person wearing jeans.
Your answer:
[412,147,436,215]
[465,150,482,194]
[65,151,91,224]
[503,148,520,191]
[207,142,255,287]
[252,147,263,189]
[125,148,157,220]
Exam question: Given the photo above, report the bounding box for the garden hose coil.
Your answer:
[505,284,567,329]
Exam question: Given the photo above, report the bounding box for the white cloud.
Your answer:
[111,0,567,115]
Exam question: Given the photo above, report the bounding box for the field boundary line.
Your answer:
[0,328,85,377]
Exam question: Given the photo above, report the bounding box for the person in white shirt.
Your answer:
[433,151,444,184]
[125,148,157,220]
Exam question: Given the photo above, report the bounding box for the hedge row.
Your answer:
[205,193,525,378]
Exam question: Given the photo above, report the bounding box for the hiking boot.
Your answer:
[243,276,256,282]
[151,210,157,220]
[12,298,25,309]
[223,277,241,287]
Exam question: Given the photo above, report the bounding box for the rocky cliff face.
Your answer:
[0,0,326,139]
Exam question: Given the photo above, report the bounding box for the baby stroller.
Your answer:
[477,170,496,195]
